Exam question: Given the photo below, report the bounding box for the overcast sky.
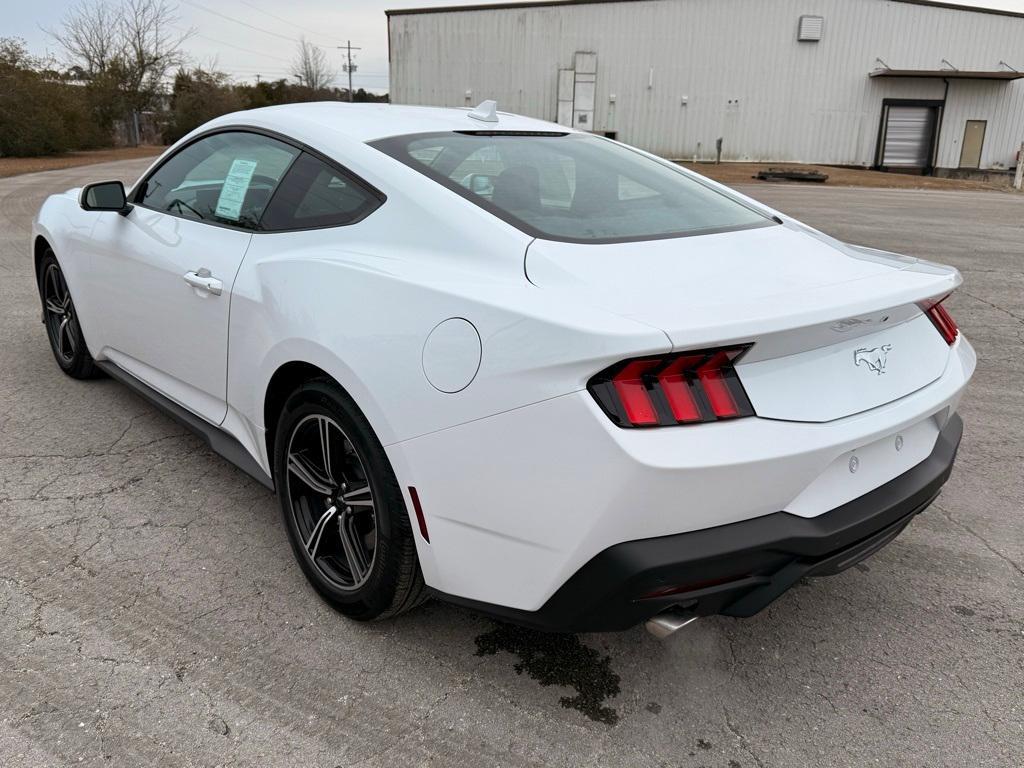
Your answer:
[8,0,1024,93]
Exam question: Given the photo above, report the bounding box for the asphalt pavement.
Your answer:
[1,159,1021,767]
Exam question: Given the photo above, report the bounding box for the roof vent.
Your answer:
[798,15,824,42]
[468,99,499,123]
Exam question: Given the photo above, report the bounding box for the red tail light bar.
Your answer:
[589,345,756,428]
[920,297,959,345]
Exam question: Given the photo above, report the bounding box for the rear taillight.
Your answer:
[589,346,756,427]
[921,297,959,345]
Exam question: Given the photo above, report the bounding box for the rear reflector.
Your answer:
[921,299,959,345]
[589,345,756,428]
[408,486,429,543]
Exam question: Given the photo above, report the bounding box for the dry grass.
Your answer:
[677,161,1014,192]
[0,146,164,179]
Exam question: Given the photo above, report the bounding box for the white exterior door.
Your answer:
[556,68,575,126]
[572,52,597,131]
[88,211,252,423]
[85,130,300,424]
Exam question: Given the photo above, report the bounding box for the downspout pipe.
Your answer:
[932,77,951,176]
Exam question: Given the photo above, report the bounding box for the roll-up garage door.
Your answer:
[882,106,937,168]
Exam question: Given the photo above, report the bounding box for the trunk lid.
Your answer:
[526,223,959,423]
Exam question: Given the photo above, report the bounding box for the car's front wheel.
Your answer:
[38,250,99,379]
[273,378,427,620]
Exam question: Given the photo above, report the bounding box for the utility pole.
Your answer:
[337,40,361,102]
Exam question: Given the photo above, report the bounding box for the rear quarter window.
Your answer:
[260,152,383,231]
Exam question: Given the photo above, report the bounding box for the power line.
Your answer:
[180,0,309,45]
[235,0,330,40]
[180,0,341,52]
[180,29,294,64]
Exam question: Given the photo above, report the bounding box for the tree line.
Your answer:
[0,0,387,157]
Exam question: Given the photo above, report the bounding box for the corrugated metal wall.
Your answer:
[388,0,1024,169]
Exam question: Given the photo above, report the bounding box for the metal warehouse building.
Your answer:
[387,0,1024,174]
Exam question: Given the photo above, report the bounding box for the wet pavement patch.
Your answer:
[474,623,621,725]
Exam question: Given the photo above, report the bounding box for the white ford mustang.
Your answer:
[32,101,974,636]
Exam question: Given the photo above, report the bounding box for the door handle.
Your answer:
[184,269,222,296]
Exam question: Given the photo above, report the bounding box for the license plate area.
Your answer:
[784,414,942,518]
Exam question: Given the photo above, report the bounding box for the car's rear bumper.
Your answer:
[432,413,962,633]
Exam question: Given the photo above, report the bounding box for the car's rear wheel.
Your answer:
[273,377,427,620]
[38,250,99,379]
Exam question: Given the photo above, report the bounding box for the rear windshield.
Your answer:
[371,132,773,243]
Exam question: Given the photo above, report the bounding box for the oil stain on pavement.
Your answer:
[474,623,621,725]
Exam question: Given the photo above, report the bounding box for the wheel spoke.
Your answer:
[338,510,368,582]
[46,268,62,305]
[57,317,70,358]
[304,505,338,560]
[341,484,373,507]
[318,416,332,483]
[62,316,77,354]
[45,298,64,316]
[56,269,70,304]
[288,451,334,495]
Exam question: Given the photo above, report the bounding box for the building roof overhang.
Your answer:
[869,68,1023,80]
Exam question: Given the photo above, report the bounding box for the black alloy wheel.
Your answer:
[274,378,427,620]
[38,250,99,379]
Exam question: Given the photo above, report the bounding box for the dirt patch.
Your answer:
[0,146,164,179]
[676,161,1014,192]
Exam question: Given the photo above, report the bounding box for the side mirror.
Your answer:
[80,181,132,215]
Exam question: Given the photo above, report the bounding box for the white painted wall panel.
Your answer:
[939,79,1024,169]
[388,0,1024,169]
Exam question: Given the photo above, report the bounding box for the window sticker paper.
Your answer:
[215,158,258,221]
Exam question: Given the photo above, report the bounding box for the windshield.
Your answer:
[371,132,773,243]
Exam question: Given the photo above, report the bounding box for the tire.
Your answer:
[38,250,100,379]
[273,377,427,620]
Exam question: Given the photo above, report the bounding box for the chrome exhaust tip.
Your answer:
[645,607,699,639]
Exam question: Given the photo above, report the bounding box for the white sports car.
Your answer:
[32,101,974,636]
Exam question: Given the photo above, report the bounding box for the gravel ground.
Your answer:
[1,159,1021,767]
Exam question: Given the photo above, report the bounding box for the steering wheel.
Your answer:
[168,197,205,220]
[248,174,279,190]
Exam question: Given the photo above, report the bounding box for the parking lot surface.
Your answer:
[1,160,1021,767]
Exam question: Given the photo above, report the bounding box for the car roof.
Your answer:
[206,102,575,145]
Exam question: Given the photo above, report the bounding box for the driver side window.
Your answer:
[139,132,299,230]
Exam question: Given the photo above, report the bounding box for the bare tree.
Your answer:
[48,0,193,144]
[291,37,335,91]
[48,1,121,77]
[119,0,194,104]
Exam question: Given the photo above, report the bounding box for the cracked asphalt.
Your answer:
[1,160,1022,767]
